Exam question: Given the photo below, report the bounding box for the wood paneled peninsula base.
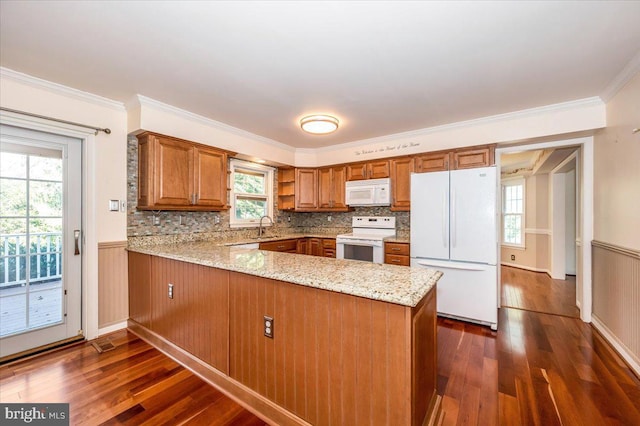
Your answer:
[128,242,442,426]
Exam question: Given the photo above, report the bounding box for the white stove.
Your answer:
[336,216,396,263]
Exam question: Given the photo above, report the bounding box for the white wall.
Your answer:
[501,174,550,273]
[1,70,128,243]
[301,98,606,167]
[127,95,296,166]
[565,168,576,274]
[125,93,606,170]
[594,72,640,250]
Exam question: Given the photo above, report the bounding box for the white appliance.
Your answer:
[345,178,391,206]
[337,216,396,263]
[410,166,498,329]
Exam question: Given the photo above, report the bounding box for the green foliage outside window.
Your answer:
[234,169,268,220]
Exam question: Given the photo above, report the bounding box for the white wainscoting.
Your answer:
[592,240,640,377]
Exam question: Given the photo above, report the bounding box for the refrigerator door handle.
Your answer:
[451,188,456,248]
[442,190,448,248]
[415,260,490,271]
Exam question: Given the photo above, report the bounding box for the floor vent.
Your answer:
[91,340,116,353]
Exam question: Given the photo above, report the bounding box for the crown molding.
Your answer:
[0,67,125,111]
[600,50,640,102]
[316,97,604,153]
[130,95,295,153]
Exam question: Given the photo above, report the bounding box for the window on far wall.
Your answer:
[502,179,525,247]
[230,159,274,228]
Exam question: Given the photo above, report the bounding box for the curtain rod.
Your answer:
[0,106,111,135]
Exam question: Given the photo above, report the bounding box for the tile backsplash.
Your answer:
[127,137,409,240]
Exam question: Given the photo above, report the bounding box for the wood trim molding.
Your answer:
[525,228,551,235]
[591,315,640,378]
[1,67,125,111]
[501,262,551,276]
[592,240,640,259]
[127,320,311,426]
[98,240,128,249]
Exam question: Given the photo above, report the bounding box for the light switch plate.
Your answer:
[109,200,119,211]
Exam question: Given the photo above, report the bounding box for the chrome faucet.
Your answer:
[258,215,274,237]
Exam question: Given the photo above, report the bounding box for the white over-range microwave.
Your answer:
[345,178,391,206]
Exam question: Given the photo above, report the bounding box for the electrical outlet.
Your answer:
[510,254,516,261]
[153,215,160,226]
[214,215,220,224]
[287,216,291,222]
[264,315,274,338]
[168,283,174,299]
[327,215,332,222]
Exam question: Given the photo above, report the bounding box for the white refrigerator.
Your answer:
[410,166,498,329]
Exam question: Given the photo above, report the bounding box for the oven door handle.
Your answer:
[337,240,382,247]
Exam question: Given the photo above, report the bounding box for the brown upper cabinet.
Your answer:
[136,132,230,211]
[414,151,450,173]
[451,145,495,169]
[277,143,494,211]
[390,157,414,211]
[279,167,350,212]
[318,166,348,210]
[346,160,390,181]
[277,168,295,210]
[294,168,318,210]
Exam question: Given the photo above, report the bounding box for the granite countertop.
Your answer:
[220,232,338,246]
[128,241,440,307]
[384,236,410,244]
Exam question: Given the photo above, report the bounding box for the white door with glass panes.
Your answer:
[0,125,82,357]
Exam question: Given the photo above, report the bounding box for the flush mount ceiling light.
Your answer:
[300,115,339,135]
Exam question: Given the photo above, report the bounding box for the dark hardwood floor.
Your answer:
[498,307,640,425]
[438,308,640,425]
[2,308,639,425]
[501,265,580,318]
[0,331,267,426]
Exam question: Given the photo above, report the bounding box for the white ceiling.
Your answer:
[1,1,639,149]
[501,147,577,177]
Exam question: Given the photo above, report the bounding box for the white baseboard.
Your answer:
[591,315,640,378]
[97,320,128,337]
[500,261,551,275]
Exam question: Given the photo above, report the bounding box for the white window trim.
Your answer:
[229,159,274,228]
[501,177,526,249]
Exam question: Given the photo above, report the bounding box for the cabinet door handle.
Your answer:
[392,259,400,263]
[391,247,401,252]
[277,245,285,249]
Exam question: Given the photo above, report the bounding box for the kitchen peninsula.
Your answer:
[127,240,442,426]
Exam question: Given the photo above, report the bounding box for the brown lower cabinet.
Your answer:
[258,239,298,253]
[128,252,439,426]
[296,238,307,254]
[261,237,336,258]
[384,242,411,266]
[321,238,336,258]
